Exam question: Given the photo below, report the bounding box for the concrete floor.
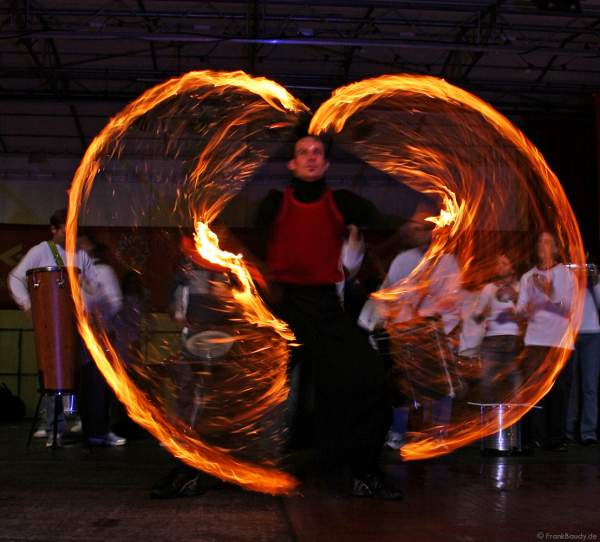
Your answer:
[1,422,599,542]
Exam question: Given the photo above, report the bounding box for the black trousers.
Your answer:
[521,345,573,447]
[79,352,115,438]
[273,284,391,478]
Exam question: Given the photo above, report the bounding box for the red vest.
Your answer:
[267,187,346,285]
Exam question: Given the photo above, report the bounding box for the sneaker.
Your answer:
[547,441,568,452]
[582,438,598,447]
[384,430,404,451]
[70,421,82,433]
[150,465,224,499]
[88,432,127,447]
[33,428,48,438]
[351,472,403,500]
[46,434,63,448]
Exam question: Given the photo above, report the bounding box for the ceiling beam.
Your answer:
[2,29,597,57]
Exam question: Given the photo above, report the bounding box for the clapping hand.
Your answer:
[532,273,554,296]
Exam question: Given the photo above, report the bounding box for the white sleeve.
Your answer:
[99,265,123,317]
[7,245,42,311]
[380,254,408,289]
[474,283,493,316]
[340,238,365,280]
[78,250,97,283]
[593,282,600,307]
[515,273,529,314]
[550,267,575,313]
[357,253,402,330]
[428,256,461,304]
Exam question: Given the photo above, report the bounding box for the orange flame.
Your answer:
[193,220,294,342]
[309,73,585,460]
[66,70,305,494]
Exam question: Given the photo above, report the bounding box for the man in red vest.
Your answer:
[257,135,401,499]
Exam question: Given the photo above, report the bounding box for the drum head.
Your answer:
[184,330,233,360]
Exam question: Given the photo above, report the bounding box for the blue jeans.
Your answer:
[389,398,452,439]
[389,406,409,436]
[43,395,66,435]
[423,396,453,436]
[567,333,600,440]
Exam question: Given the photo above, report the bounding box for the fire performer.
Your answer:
[256,134,401,499]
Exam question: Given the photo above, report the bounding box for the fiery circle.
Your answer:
[65,71,584,490]
[310,74,584,459]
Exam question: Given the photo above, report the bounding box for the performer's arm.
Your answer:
[98,265,123,317]
[332,189,378,229]
[472,283,492,323]
[341,225,365,279]
[253,189,283,264]
[255,190,283,231]
[7,245,41,311]
[515,273,530,317]
[547,267,575,317]
[78,250,99,299]
[432,256,462,313]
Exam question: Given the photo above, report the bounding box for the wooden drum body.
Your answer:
[27,267,80,391]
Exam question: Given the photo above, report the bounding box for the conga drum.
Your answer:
[27,266,80,392]
[389,315,461,403]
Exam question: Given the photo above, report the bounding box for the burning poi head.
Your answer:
[65,71,584,491]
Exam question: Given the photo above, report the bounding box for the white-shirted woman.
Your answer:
[516,232,576,452]
[473,253,523,402]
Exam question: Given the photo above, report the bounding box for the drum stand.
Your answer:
[27,371,75,449]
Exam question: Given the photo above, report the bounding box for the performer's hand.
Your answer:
[172,311,187,326]
[347,224,363,251]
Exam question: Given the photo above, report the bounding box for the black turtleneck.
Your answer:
[256,177,377,233]
[290,177,327,203]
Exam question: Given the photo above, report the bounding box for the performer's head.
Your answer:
[495,253,515,280]
[404,201,436,248]
[77,233,95,254]
[49,208,67,246]
[536,231,559,267]
[287,135,330,183]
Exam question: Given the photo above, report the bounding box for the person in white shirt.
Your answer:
[516,231,576,451]
[457,286,486,361]
[8,209,95,447]
[76,235,126,447]
[566,262,600,446]
[359,204,462,448]
[473,253,523,402]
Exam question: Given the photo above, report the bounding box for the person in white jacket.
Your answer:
[76,235,126,447]
[473,253,523,402]
[8,209,95,447]
[359,204,462,448]
[516,231,576,451]
[566,261,600,446]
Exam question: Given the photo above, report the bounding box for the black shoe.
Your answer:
[351,472,403,500]
[547,442,568,452]
[582,438,598,447]
[150,465,223,499]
